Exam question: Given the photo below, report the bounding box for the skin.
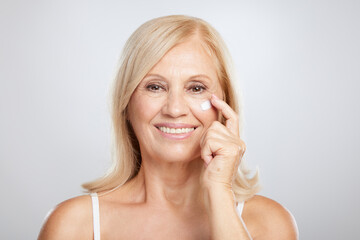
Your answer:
[38,36,299,240]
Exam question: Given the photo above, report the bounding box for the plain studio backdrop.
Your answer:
[1,0,359,239]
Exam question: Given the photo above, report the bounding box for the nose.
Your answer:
[161,90,189,118]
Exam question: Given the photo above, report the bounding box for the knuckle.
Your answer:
[206,128,216,136]
[239,140,246,152]
[226,144,240,157]
[203,135,212,145]
[211,121,222,128]
[234,114,239,122]
[200,151,206,160]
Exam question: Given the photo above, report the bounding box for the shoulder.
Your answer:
[243,195,299,240]
[38,195,93,240]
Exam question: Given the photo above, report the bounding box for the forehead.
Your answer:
[146,38,220,83]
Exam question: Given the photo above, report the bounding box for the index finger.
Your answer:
[210,94,239,133]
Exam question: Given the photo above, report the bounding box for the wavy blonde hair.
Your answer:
[82,15,260,202]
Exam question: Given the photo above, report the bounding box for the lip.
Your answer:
[154,123,198,140]
[154,123,198,128]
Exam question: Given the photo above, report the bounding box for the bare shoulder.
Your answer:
[243,195,299,240]
[38,195,93,240]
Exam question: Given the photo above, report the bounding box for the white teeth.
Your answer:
[158,127,195,134]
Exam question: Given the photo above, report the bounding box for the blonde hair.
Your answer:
[82,15,260,202]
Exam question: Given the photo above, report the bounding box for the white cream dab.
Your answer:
[200,100,212,111]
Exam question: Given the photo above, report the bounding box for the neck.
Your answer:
[129,157,206,210]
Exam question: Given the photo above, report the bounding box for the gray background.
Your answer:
[1,0,359,239]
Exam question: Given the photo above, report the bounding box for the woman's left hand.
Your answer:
[200,94,246,192]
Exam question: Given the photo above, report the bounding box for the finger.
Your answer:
[201,132,243,159]
[200,138,224,165]
[210,94,239,133]
[202,122,234,140]
[200,123,244,158]
[200,137,213,165]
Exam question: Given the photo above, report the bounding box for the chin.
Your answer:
[157,149,200,163]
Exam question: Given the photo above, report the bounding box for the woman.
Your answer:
[38,15,298,239]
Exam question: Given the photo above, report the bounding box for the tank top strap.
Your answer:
[91,193,101,240]
[237,201,245,216]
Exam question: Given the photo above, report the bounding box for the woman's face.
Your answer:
[127,38,224,163]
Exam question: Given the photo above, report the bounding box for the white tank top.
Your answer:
[91,192,245,240]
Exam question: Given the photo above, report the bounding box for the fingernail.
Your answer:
[212,94,219,100]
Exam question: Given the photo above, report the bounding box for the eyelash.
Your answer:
[189,84,206,93]
[146,84,165,92]
[145,83,207,93]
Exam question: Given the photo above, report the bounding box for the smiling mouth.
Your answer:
[156,126,197,134]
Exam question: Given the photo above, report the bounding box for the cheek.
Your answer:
[128,95,163,128]
[188,99,218,127]
[185,89,223,127]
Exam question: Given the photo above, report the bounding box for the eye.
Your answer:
[146,84,165,92]
[189,84,206,93]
